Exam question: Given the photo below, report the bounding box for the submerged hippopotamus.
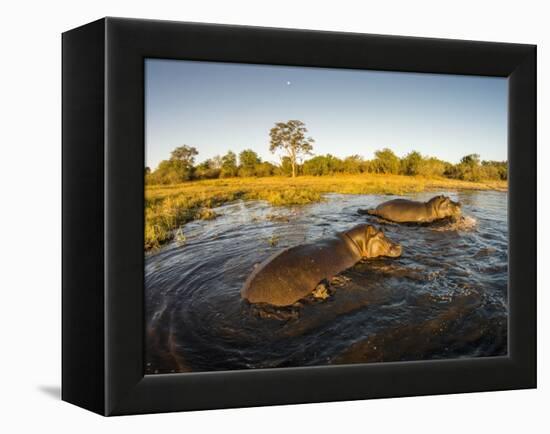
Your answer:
[363,195,461,224]
[241,224,402,307]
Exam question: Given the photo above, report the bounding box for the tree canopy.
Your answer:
[269,120,314,178]
[372,148,400,174]
[170,145,198,166]
[145,123,506,184]
[220,151,238,178]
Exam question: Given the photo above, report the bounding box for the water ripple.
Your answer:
[145,190,508,373]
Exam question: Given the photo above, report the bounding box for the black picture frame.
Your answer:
[62,17,536,416]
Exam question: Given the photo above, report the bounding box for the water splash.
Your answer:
[430,215,478,232]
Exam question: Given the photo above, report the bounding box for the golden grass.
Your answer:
[145,174,507,250]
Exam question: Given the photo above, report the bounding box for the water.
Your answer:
[145,191,508,374]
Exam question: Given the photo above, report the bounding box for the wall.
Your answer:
[0,0,546,432]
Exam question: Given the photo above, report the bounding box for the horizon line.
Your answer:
[146,147,508,170]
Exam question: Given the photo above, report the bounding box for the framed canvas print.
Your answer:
[62,17,536,416]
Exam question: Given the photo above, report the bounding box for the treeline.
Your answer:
[146,146,507,184]
[146,146,281,184]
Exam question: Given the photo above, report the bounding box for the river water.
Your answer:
[145,191,508,374]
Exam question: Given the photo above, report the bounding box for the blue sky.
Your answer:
[145,59,507,170]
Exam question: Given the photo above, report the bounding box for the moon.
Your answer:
[286,81,291,86]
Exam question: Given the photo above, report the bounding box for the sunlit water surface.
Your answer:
[145,191,508,374]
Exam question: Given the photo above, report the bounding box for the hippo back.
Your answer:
[241,235,360,306]
[371,199,429,223]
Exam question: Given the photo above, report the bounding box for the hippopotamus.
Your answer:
[363,195,461,224]
[241,224,402,307]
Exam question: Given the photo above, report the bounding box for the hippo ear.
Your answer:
[365,225,378,239]
[438,197,447,206]
[429,195,443,205]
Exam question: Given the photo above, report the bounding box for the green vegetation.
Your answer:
[147,145,198,184]
[144,119,508,250]
[445,154,508,182]
[145,174,506,251]
[147,145,507,186]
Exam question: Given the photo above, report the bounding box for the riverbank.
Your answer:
[145,174,507,250]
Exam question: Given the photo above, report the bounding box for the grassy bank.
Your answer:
[145,174,507,250]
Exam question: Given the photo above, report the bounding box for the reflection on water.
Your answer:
[145,191,508,374]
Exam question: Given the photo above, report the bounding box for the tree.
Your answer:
[269,120,314,178]
[170,145,198,166]
[210,155,223,170]
[400,151,423,175]
[482,160,508,180]
[239,149,261,167]
[220,151,238,178]
[302,154,343,176]
[147,145,199,184]
[149,159,194,184]
[195,158,221,179]
[417,157,446,177]
[372,148,400,174]
[254,162,276,177]
[302,155,330,176]
[277,156,294,176]
[460,154,481,167]
[238,149,261,177]
[342,155,365,174]
[446,154,483,181]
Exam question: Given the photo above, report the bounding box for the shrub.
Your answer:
[342,155,365,174]
[302,154,344,176]
[255,162,276,177]
[372,148,400,174]
[400,151,423,175]
[417,157,446,177]
[238,149,261,176]
[148,159,195,184]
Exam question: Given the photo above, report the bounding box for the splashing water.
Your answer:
[428,215,478,232]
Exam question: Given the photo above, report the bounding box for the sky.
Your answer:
[145,59,507,170]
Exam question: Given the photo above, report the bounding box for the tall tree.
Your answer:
[269,120,314,178]
[170,145,198,166]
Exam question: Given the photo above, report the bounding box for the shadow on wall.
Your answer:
[37,385,61,400]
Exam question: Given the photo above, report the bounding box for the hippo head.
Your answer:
[429,195,462,220]
[345,224,402,259]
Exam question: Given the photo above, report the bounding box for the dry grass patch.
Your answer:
[145,174,507,250]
